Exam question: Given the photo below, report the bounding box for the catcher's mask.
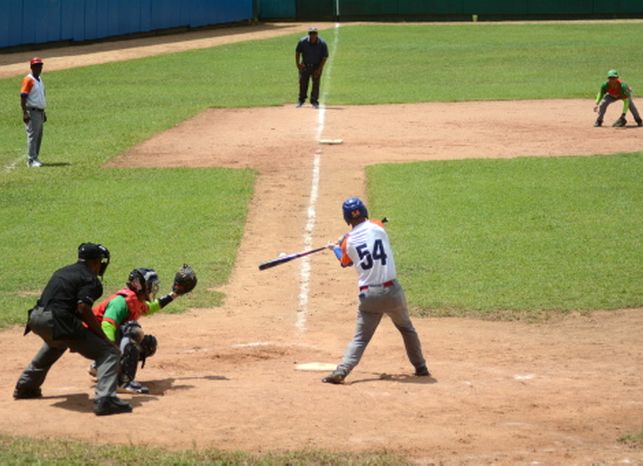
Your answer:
[342,197,369,224]
[78,243,110,278]
[127,268,160,301]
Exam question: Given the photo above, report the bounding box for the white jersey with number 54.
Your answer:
[339,220,397,287]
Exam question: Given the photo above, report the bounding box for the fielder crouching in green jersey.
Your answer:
[593,69,643,128]
[90,269,179,394]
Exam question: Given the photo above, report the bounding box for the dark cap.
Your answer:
[78,243,111,277]
[78,243,110,261]
[30,57,43,66]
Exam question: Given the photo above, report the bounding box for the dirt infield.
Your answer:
[1,24,643,465]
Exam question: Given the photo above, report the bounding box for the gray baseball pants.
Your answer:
[597,94,642,123]
[25,108,45,163]
[15,307,120,399]
[336,281,427,376]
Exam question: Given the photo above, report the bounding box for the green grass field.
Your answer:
[0,434,404,466]
[1,21,643,464]
[1,22,642,325]
[368,153,643,317]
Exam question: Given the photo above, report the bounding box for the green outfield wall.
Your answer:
[259,0,643,20]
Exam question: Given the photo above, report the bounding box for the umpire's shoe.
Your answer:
[321,369,346,384]
[13,386,42,399]
[94,396,133,416]
[415,365,431,377]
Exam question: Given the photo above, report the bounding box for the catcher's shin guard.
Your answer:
[139,334,158,368]
[119,337,141,385]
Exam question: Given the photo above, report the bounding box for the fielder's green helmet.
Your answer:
[607,69,619,78]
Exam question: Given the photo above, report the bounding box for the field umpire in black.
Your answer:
[295,27,329,108]
[13,243,133,416]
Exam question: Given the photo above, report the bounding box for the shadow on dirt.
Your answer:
[47,392,161,413]
[47,393,94,413]
[349,373,437,385]
[145,375,228,395]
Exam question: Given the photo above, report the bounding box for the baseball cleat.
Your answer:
[118,380,149,394]
[296,101,304,108]
[321,370,346,384]
[13,387,42,399]
[415,365,431,377]
[593,120,602,127]
[94,396,133,416]
[28,159,43,167]
[636,119,643,127]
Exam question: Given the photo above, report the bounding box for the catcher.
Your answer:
[89,265,197,394]
[593,69,642,128]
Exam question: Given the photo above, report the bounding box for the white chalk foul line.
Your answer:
[296,23,340,332]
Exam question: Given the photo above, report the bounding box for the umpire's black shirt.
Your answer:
[37,261,103,339]
[296,36,329,66]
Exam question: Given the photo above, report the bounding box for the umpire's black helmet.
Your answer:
[78,243,110,277]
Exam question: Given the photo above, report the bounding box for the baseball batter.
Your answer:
[593,69,642,127]
[322,197,430,384]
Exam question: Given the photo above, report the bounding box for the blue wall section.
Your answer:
[0,0,254,48]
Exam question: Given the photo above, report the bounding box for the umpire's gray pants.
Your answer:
[25,108,45,163]
[597,95,642,122]
[337,281,427,376]
[15,308,120,399]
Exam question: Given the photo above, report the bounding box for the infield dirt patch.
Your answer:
[1,24,642,465]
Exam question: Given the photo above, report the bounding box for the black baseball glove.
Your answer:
[172,264,197,295]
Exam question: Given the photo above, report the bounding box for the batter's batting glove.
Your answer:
[613,114,627,127]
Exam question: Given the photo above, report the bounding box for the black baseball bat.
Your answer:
[258,246,327,271]
[257,217,389,271]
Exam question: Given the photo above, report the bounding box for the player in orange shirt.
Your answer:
[20,57,47,167]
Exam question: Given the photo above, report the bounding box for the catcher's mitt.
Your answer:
[172,264,197,295]
[612,115,627,127]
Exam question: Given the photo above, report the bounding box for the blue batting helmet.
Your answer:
[342,197,368,223]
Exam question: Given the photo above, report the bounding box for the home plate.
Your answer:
[295,362,337,371]
[319,138,343,145]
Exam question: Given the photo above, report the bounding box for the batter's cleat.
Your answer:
[593,120,602,127]
[13,387,42,399]
[415,365,431,377]
[94,396,133,416]
[118,380,149,394]
[321,370,346,384]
